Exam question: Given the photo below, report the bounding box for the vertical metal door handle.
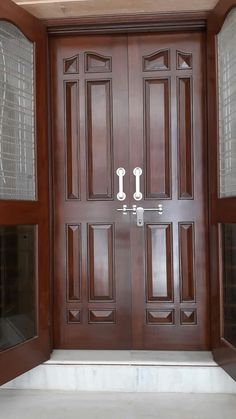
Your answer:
[116,168,126,201]
[133,167,143,201]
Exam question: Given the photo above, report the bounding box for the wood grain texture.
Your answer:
[177,77,193,199]
[67,224,81,301]
[52,32,209,350]
[129,32,209,350]
[179,223,195,302]
[52,35,132,349]
[65,81,80,199]
[147,310,174,324]
[86,79,113,200]
[14,0,218,20]
[88,224,114,301]
[146,224,173,301]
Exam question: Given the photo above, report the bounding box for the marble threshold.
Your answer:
[2,350,236,393]
[47,350,217,366]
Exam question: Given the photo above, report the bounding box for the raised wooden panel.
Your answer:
[85,52,112,73]
[143,49,170,71]
[145,79,171,199]
[179,223,195,301]
[177,51,192,69]
[180,309,197,325]
[177,77,193,199]
[88,309,116,324]
[64,55,79,74]
[146,224,173,301]
[86,80,113,200]
[147,310,174,324]
[67,309,81,324]
[88,224,114,301]
[65,81,80,199]
[66,224,81,301]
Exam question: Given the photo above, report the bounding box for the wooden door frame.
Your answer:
[44,11,208,35]
[207,0,236,381]
[46,11,210,351]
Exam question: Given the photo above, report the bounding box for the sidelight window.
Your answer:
[218,8,236,198]
[0,225,36,351]
[0,21,35,200]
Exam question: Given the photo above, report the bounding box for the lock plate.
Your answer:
[136,207,144,227]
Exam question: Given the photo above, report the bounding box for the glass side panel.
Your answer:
[222,223,236,347]
[218,8,236,197]
[0,21,35,200]
[0,225,36,351]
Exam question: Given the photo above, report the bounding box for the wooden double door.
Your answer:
[51,32,209,349]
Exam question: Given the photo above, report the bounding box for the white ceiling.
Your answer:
[14,0,219,19]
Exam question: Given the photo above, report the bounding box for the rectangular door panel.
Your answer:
[146,223,173,301]
[144,78,171,199]
[179,222,195,302]
[88,223,114,301]
[66,224,81,302]
[65,81,80,200]
[86,80,113,200]
[177,76,193,199]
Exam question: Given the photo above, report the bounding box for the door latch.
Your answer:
[117,204,163,226]
[117,204,137,215]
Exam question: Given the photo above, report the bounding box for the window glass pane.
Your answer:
[218,9,236,197]
[0,225,36,351]
[222,223,236,347]
[0,21,35,200]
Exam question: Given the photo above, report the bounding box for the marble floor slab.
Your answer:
[0,390,235,419]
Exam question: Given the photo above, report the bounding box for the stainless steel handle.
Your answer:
[133,167,142,201]
[116,168,126,201]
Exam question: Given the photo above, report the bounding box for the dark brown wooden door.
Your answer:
[0,0,50,385]
[51,32,209,349]
[129,33,209,349]
[51,36,132,348]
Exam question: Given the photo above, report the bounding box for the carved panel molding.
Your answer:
[85,52,112,73]
[143,49,170,71]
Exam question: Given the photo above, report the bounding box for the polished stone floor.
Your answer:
[0,390,235,419]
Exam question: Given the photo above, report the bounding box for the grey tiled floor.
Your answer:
[0,390,236,419]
